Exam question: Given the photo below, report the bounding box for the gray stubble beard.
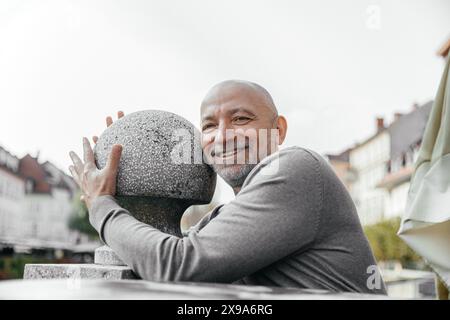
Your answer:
[212,163,257,189]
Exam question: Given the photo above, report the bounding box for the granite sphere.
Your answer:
[94,110,216,236]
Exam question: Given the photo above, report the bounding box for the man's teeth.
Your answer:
[217,149,244,157]
[213,146,248,158]
[222,150,236,157]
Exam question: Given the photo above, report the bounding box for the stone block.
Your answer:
[24,264,138,280]
[94,245,125,266]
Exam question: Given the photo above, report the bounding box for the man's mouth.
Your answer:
[211,145,249,160]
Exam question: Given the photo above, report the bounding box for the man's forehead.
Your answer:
[201,104,253,121]
[201,85,266,118]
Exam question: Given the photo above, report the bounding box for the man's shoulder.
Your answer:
[260,146,325,168]
[278,146,324,163]
[246,146,323,180]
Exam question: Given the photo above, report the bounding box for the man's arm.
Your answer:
[90,148,323,283]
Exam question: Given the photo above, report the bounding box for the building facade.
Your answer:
[0,147,27,240]
[0,146,84,250]
[348,124,390,226]
[327,102,432,226]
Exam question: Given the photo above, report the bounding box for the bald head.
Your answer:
[201,80,278,118]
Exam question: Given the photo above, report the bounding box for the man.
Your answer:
[69,80,386,294]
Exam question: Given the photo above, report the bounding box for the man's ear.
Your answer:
[276,115,288,145]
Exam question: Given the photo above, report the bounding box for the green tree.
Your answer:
[68,191,98,238]
[364,217,423,268]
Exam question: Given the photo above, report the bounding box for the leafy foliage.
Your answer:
[0,255,48,280]
[364,217,423,267]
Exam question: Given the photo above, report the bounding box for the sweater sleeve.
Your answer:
[88,147,323,283]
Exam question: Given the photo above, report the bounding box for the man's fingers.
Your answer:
[83,137,95,164]
[69,165,81,187]
[106,116,113,127]
[69,151,84,174]
[93,136,98,144]
[106,112,123,129]
[106,144,123,174]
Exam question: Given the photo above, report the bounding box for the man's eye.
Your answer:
[202,123,215,131]
[233,117,251,123]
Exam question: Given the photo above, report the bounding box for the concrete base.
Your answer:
[94,246,126,266]
[24,264,138,280]
[24,245,138,281]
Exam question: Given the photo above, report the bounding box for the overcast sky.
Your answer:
[1,0,449,202]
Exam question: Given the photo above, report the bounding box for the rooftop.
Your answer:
[0,144,77,195]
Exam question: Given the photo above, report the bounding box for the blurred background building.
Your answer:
[328,38,449,228]
[328,101,432,226]
[0,146,96,279]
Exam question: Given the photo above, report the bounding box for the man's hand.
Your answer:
[69,137,123,210]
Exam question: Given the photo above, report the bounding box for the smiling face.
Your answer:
[200,80,287,193]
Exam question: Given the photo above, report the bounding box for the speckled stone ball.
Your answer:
[94,110,216,237]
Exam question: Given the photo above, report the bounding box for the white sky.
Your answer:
[1,0,449,202]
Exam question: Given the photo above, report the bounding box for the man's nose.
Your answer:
[214,122,234,151]
[214,122,226,144]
